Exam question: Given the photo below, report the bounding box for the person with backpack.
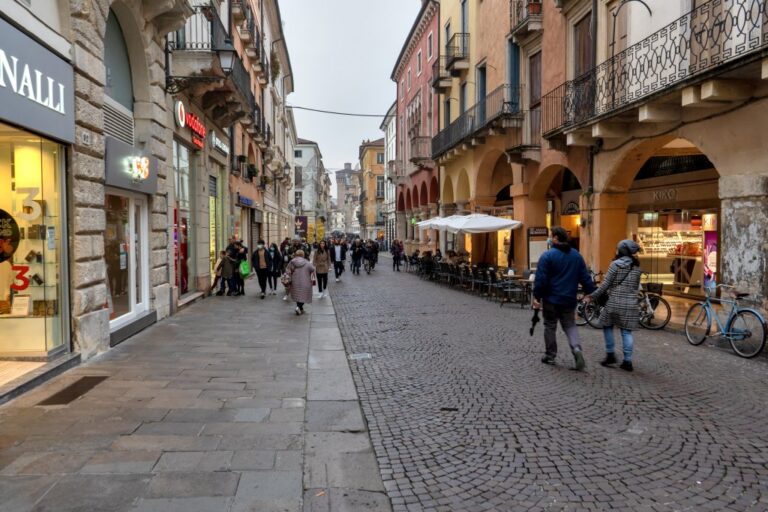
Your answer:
[533,226,596,370]
[584,239,643,372]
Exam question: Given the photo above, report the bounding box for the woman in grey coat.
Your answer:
[587,239,643,372]
[286,250,316,315]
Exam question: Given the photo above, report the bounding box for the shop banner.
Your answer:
[105,137,158,194]
[0,17,75,144]
[294,216,307,235]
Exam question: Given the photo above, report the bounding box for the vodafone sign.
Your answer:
[174,101,186,128]
[174,100,206,149]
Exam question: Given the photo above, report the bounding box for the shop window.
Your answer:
[173,140,195,296]
[0,123,66,358]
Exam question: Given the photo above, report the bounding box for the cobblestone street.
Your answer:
[332,262,768,511]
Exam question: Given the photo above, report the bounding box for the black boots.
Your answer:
[620,361,634,372]
[600,353,618,367]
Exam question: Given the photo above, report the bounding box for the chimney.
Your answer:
[344,163,352,170]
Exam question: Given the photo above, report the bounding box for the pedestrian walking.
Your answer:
[251,239,271,299]
[285,250,315,315]
[532,226,596,370]
[330,238,347,282]
[312,240,330,298]
[350,239,364,275]
[391,240,403,271]
[585,239,643,372]
[224,240,240,296]
[267,243,283,295]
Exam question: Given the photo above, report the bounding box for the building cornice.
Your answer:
[391,0,439,81]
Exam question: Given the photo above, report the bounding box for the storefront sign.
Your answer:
[0,17,75,143]
[173,100,206,149]
[528,227,549,237]
[653,188,678,202]
[105,137,158,194]
[237,193,254,207]
[562,201,580,215]
[210,131,229,156]
[0,209,20,263]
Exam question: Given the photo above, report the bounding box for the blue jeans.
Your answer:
[603,327,634,361]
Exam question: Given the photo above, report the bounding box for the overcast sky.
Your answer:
[280,0,421,196]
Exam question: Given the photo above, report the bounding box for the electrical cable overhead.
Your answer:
[288,105,395,118]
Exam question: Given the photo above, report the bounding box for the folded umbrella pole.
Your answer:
[529,308,541,336]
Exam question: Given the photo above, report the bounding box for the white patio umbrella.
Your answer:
[417,215,462,231]
[442,214,522,234]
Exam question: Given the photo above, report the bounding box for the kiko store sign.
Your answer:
[0,17,75,144]
[105,137,158,195]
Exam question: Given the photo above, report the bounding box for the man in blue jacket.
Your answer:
[532,226,596,370]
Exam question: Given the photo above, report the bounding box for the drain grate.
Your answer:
[37,376,109,406]
[348,353,373,360]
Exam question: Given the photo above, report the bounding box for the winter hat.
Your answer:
[617,239,640,256]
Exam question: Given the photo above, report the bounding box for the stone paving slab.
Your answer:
[0,285,390,511]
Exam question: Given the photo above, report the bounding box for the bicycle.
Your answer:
[637,279,671,330]
[576,271,603,327]
[684,284,767,358]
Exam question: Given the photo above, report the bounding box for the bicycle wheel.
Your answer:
[639,294,671,330]
[575,293,588,326]
[727,309,767,358]
[684,303,710,345]
[585,303,602,328]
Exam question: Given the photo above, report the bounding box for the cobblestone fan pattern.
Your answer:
[332,267,768,512]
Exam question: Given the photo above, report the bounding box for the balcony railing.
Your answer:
[431,56,451,88]
[410,136,432,164]
[431,84,522,158]
[445,33,469,69]
[542,0,767,137]
[509,108,542,150]
[510,0,542,35]
[169,2,253,106]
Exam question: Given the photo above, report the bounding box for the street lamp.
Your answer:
[610,0,652,109]
[217,38,237,76]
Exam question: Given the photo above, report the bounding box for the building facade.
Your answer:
[358,139,386,241]
[380,102,397,248]
[392,0,440,255]
[335,163,361,236]
[422,0,768,309]
[292,139,328,242]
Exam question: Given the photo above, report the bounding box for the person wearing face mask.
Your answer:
[251,239,271,299]
[584,239,643,372]
[266,242,283,295]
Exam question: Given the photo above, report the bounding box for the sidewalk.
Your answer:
[0,285,391,512]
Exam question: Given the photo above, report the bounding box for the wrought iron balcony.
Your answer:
[542,0,768,138]
[409,136,432,165]
[431,56,452,90]
[431,84,522,159]
[231,0,245,21]
[237,4,253,43]
[507,108,542,162]
[445,33,470,71]
[166,2,253,125]
[510,0,542,40]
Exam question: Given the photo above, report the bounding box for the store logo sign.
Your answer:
[174,100,206,149]
[211,131,229,156]
[128,156,151,182]
[0,17,74,143]
[653,189,678,202]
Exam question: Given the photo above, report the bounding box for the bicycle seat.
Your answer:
[734,292,750,299]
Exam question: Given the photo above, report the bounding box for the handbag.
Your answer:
[596,267,631,307]
[239,260,251,279]
[281,271,292,286]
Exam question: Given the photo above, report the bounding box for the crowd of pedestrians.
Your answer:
[212,235,386,315]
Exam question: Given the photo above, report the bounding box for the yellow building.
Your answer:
[358,139,386,240]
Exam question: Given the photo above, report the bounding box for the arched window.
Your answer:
[104,10,134,112]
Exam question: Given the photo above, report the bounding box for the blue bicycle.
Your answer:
[684,284,767,358]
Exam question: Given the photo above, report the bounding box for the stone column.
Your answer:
[720,174,768,308]
[581,192,629,274]
[395,211,406,243]
[511,184,547,271]
[454,201,469,253]
[404,209,413,253]
[439,203,455,253]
